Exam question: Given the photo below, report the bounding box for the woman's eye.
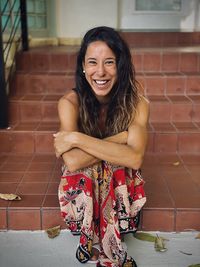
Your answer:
[105,60,115,65]
[88,60,97,65]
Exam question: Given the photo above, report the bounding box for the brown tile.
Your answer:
[174,122,198,132]
[162,53,179,72]
[41,209,68,230]
[43,195,60,208]
[0,132,12,153]
[180,53,198,72]
[28,162,55,172]
[186,75,200,95]
[180,154,200,165]
[35,133,55,153]
[50,53,68,71]
[166,75,186,95]
[16,182,48,195]
[171,103,193,122]
[9,101,20,124]
[31,53,50,72]
[19,102,42,122]
[152,122,176,132]
[22,172,51,182]
[154,133,177,152]
[8,209,41,230]
[168,95,191,103]
[145,75,165,95]
[22,95,44,101]
[0,182,18,193]
[0,162,29,172]
[193,104,200,122]
[26,73,48,94]
[150,102,171,122]
[50,171,62,181]
[132,53,143,72]
[143,52,161,71]
[46,183,59,195]
[0,172,24,182]
[41,103,58,121]
[142,209,175,231]
[67,52,77,71]
[176,210,200,231]
[6,154,33,163]
[13,122,39,131]
[0,209,7,229]
[32,154,56,163]
[11,132,35,153]
[37,122,59,131]
[172,193,200,209]
[16,52,32,71]
[9,195,44,208]
[178,133,200,153]
[46,76,75,94]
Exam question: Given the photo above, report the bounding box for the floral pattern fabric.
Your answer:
[58,161,146,267]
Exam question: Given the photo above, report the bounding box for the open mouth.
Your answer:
[94,80,110,87]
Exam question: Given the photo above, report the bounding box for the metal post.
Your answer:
[0,9,9,129]
[20,0,28,51]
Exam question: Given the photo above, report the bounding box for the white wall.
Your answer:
[56,0,118,39]
[119,0,200,31]
[55,0,200,39]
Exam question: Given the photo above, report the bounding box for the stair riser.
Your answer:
[11,73,200,96]
[0,131,200,153]
[16,51,200,73]
[9,100,200,123]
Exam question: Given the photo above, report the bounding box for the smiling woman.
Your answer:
[54,26,149,267]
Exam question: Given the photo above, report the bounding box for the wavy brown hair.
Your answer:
[75,26,139,138]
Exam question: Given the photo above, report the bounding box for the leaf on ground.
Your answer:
[134,232,168,243]
[188,264,200,267]
[154,234,167,252]
[195,233,200,239]
[173,161,180,166]
[0,193,21,201]
[179,250,192,255]
[46,225,61,239]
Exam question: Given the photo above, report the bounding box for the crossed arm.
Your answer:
[54,92,149,172]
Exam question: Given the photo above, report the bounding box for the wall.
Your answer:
[56,0,118,39]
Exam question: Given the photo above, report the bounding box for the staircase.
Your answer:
[0,32,200,232]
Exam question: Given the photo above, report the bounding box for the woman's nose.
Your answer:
[96,63,105,76]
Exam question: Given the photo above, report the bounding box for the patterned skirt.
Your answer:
[58,161,146,267]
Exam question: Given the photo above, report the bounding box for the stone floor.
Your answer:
[0,230,199,267]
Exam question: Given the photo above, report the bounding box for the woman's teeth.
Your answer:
[95,80,107,85]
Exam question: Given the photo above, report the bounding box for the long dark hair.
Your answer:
[75,26,139,138]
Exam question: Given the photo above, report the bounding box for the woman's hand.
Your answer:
[53,131,75,158]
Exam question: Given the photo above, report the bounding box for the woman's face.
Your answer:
[83,41,117,103]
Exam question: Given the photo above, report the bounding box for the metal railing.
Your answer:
[0,0,28,128]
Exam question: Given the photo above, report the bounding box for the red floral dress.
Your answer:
[58,161,146,267]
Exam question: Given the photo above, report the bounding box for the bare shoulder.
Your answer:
[133,95,150,125]
[58,89,79,112]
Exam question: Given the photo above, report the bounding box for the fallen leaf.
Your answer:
[133,232,156,242]
[188,264,200,267]
[0,193,21,201]
[46,225,61,239]
[179,250,192,255]
[133,232,168,243]
[195,233,200,239]
[173,161,180,166]
[154,234,167,252]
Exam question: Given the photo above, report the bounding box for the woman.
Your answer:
[54,26,149,267]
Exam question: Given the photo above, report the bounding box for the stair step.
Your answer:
[0,152,199,231]
[119,32,200,47]
[15,46,200,73]
[0,122,200,154]
[9,93,200,123]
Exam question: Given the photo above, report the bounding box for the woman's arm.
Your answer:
[56,95,150,170]
[54,91,128,172]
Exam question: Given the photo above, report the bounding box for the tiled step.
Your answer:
[15,46,200,73]
[0,122,200,154]
[0,152,199,231]
[119,32,200,47]
[9,93,200,123]
[11,71,200,96]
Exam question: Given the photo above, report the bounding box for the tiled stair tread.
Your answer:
[0,152,199,231]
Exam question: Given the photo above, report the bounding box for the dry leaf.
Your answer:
[179,250,192,255]
[0,193,21,201]
[154,234,167,252]
[134,232,156,242]
[195,233,200,239]
[173,161,180,166]
[46,225,61,239]
[188,265,200,267]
